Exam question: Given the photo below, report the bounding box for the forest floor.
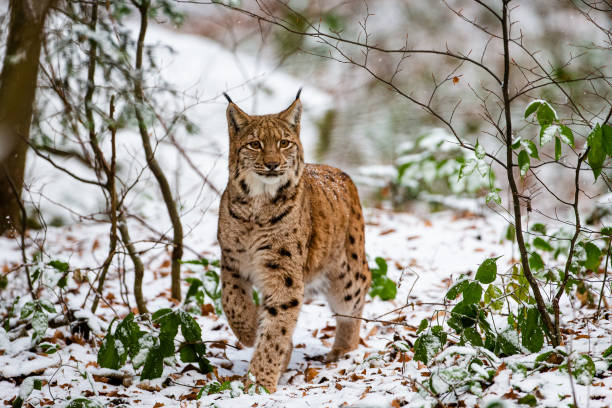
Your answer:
[0,207,610,408]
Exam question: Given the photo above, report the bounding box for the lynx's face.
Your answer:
[225,94,304,196]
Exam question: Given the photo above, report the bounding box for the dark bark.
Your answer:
[500,0,557,345]
[132,0,184,301]
[0,0,55,234]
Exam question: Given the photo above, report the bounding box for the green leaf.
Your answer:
[140,344,164,380]
[528,252,544,272]
[450,301,478,329]
[602,124,612,155]
[555,137,562,161]
[417,319,428,334]
[536,102,557,126]
[602,344,612,358]
[485,190,502,205]
[531,223,547,234]
[184,278,203,304]
[573,354,595,385]
[517,394,537,407]
[518,150,530,177]
[521,139,539,159]
[539,124,559,146]
[446,278,469,300]
[475,257,500,284]
[587,124,606,181]
[115,313,143,360]
[369,276,397,301]
[484,285,503,311]
[97,322,120,369]
[498,328,520,356]
[463,282,483,304]
[524,101,541,118]
[20,302,36,319]
[47,260,69,273]
[475,140,485,159]
[463,327,484,347]
[64,398,104,408]
[511,137,522,150]
[413,332,443,364]
[505,224,516,242]
[179,311,202,342]
[559,125,574,147]
[153,309,180,352]
[252,289,261,306]
[533,237,553,252]
[584,242,601,271]
[31,310,48,342]
[371,257,388,280]
[520,308,544,353]
[39,299,56,314]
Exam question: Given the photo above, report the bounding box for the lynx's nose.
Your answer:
[265,162,280,171]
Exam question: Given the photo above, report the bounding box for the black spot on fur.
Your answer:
[231,273,240,279]
[354,288,361,297]
[279,248,291,257]
[239,179,250,195]
[232,284,239,289]
[289,298,299,307]
[344,294,353,302]
[267,306,278,316]
[297,242,303,255]
[228,207,248,222]
[266,262,280,270]
[338,273,346,280]
[351,253,358,260]
[285,276,293,287]
[272,181,291,204]
[281,327,287,335]
[270,206,293,225]
[257,244,272,251]
[349,235,355,244]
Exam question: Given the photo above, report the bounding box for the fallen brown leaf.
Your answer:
[304,367,319,383]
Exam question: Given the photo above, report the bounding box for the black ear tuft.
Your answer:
[295,87,303,100]
[223,92,233,103]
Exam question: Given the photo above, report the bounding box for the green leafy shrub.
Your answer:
[97,310,212,380]
[182,258,223,315]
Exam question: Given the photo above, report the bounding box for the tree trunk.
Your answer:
[0,0,55,234]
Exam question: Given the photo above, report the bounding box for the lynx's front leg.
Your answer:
[247,272,303,393]
[221,258,258,347]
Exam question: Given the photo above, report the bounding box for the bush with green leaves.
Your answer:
[97,310,212,380]
[368,257,397,301]
[364,129,494,208]
[182,258,223,315]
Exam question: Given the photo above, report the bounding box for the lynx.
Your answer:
[217,90,370,393]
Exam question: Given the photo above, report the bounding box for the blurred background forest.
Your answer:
[0,1,610,407]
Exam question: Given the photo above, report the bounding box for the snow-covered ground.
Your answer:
[0,208,610,407]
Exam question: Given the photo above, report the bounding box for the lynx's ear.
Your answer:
[278,88,302,132]
[224,93,251,136]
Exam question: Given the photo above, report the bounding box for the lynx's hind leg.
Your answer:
[326,251,370,362]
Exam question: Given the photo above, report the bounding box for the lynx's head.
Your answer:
[224,90,304,197]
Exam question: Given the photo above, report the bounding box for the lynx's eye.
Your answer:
[247,141,262,150]
[279,139,291,148]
